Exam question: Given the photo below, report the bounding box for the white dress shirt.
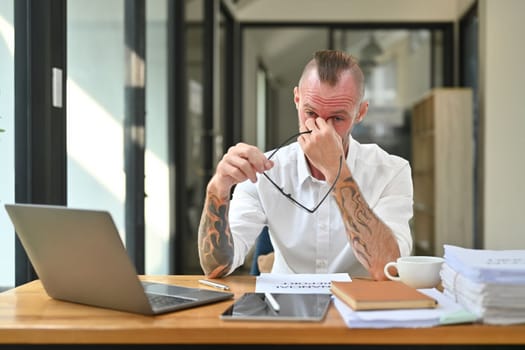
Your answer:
[228,136,413,277]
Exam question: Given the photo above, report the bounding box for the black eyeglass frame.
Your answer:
[262,131,343,213]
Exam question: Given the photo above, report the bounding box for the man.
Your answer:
[198,50,413,280]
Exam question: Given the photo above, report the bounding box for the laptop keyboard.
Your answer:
[147,293,195,308]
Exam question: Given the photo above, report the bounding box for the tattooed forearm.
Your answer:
[335,176,373,258]
[333,172,399,280]
[198,193,234,277]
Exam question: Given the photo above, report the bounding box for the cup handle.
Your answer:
[384,262,400,281]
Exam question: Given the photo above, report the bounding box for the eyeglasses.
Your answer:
[262,131,343,213]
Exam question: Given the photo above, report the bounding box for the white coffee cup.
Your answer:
[383,256,444,289]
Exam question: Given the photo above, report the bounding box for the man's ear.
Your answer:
[293,86,300,108]
[355,101,369,123]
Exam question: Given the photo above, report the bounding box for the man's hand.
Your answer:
[298,117,344,182]
[209,143,274,199]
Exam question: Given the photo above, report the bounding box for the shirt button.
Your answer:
[316,259,327,269]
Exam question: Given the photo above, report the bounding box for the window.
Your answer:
[0,0,15,290]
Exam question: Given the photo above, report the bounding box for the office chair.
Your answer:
[249,226,274,275]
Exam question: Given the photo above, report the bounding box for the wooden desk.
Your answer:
[0,275,524,348]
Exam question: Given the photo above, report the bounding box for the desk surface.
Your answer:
[0,275,524,346]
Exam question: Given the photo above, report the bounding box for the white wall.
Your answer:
[479,0,525,249]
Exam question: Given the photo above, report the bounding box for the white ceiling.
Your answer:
[222,0,468,22]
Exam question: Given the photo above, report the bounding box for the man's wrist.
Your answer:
[327,160,349,185]
[206,177,233,201]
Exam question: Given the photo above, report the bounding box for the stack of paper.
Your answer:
[333,288,477,328]
[441,244,525,325]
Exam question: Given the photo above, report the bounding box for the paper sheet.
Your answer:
[333,288,479,328]
[255,273,351,294]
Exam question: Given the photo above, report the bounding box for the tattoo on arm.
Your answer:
[198,194,234,277]
[333,171,401,280]
[334,175,373,268]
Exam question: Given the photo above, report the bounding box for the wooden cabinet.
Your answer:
[411,88,473,257]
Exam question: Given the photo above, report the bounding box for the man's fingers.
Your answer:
[218,143,272,184]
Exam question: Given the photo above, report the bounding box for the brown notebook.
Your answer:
[330,279,438,311]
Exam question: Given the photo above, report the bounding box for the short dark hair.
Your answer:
[299,50,365,101]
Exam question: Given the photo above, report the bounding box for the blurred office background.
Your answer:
[1,0,524,289]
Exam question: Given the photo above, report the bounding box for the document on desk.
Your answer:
[333,288,479,328]
[255,273,351,294]
[444,244,525,284]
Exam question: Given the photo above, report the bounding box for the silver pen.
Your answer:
[264,292,280,312]
[198,279,230,290]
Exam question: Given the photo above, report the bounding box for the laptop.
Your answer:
[4,203,233,315]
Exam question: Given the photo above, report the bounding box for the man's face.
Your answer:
[294,69,366,152]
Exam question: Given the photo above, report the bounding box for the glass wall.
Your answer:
[145,0,170,274]
[67,0,126,247]
[0,0,15,290]
[68,0,171,275]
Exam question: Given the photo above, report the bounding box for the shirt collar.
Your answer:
[297,146,311,185]
[347,135,358,172]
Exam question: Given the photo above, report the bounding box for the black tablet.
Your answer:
[220,293,332,322]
